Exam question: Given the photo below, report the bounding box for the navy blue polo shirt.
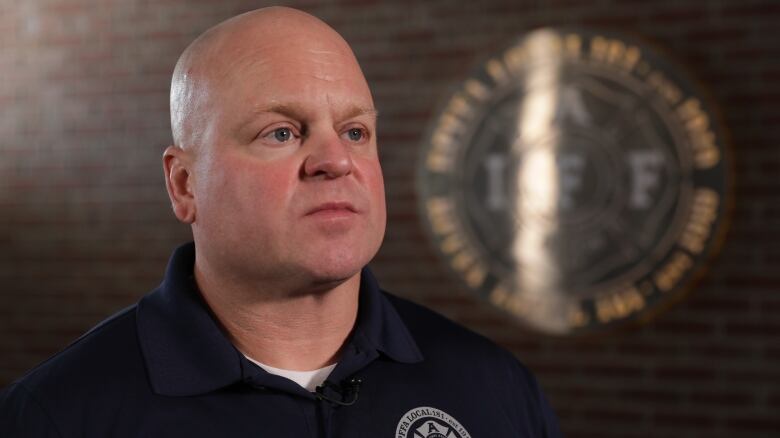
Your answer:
[0,243,561,437]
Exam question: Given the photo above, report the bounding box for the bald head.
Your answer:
[170,6,370,150]
[162,6,385,298]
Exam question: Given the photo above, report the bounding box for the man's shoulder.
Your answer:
[2,304,147,407]
[23,305,141,384]
[383,291,521,369]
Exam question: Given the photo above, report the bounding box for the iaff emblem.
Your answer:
[395,407,471,438]
[417,28,731,335]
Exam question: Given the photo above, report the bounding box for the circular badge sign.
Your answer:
[417,28,730,335]
[395,407,471,438]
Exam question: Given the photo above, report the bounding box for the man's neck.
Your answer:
[194,265,361,371]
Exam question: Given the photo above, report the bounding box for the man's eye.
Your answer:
[345,128,365,142]
[271,127,294,142]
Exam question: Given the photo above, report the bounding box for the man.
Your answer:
[0,7,561,437]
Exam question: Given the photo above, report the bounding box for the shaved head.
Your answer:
[162,5,384,296]
[169,6,370,150]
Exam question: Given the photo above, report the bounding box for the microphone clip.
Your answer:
[315,377,362,407]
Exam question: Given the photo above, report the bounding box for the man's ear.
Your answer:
[163,145,196,224]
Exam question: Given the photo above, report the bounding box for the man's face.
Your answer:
[188,32,386,291]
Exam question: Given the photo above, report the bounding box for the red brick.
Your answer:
[654,366,717,381]
[721,2,780,17]
[726,416,780,433]
[616,342,679,357]
[620,389,682,404]
[582,364,644,379]
[652,320,717,336]
[579,408,643,423]
[725,321,780,336]
[654,412,716,428]
[722,369,780,384]
[689,391,754,406]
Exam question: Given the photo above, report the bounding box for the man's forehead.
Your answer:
[251,103,378,119]
[171,7,372,148]
[212,43,374,116]
[195,9,355,73]
[201,22,370,97]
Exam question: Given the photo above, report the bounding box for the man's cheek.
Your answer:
[239,170,293,213]
[368,166,387,201]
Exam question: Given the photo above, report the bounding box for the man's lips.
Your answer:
[304,201,358,216]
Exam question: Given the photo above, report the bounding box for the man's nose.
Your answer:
[302,131,353,179]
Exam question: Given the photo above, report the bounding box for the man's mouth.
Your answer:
[305,202,358,217]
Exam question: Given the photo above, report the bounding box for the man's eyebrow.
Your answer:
[258,104,307,119]
[342,106,379,120]
[234,104,378,138]
[233,104,303,134]
[240,104,378,126]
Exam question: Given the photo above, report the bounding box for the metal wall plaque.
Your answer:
[417,28,730,335]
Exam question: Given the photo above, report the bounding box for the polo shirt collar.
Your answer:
[136,242,422,397]
[351,268,422,365]
[136,243,241,396]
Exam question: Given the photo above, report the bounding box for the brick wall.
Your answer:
[1,0,778,436]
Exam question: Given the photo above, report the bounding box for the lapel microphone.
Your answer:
[315,377,362,406]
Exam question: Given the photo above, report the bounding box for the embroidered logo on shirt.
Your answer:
[395,406,471,438]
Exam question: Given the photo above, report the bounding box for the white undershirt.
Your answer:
[244,355,337,392]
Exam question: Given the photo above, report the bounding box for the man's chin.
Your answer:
[298,250,368,283]
[308,264,362,288]
[281,268,360,298]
